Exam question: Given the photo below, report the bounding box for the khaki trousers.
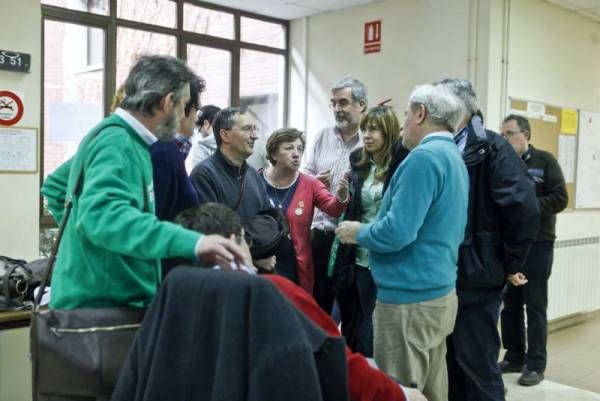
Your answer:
[374,291,458,401]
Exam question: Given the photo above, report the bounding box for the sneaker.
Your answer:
[498,360,523,373]
[518,369,544,386]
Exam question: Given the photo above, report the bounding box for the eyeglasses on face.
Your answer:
[226,125,260,134]
[329,99,355,111]
[501,130,523,138]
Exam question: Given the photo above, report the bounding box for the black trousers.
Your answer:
[447,289,505,401]
[501,241,554,373]
[311,229,336,314]
[311,229,361,350]
[353,267,377,357]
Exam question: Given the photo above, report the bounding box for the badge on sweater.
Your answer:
[295,201,304,216]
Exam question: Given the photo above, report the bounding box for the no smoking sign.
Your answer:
[0,90,24,126]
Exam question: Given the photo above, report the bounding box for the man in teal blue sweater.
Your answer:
[336,84,469,401]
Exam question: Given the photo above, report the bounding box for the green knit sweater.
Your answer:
[42,114,201,309]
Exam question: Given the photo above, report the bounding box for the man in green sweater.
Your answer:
[42,55,247,310]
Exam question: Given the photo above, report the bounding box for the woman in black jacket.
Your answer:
[332,105,407,357]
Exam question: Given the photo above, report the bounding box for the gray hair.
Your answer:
[408,84,463,132]
[436,78,478,116]
[212,106,247,147]
[121,55,195,116]
[331,75,368,106]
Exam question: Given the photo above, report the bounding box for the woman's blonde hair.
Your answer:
[110,85,126,113]
[356,106,401,181]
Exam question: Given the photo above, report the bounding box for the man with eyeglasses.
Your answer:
[499,114,567,386]
[190,107,277,272]
[303,75,367,314]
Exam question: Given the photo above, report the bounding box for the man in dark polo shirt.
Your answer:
[499,114,568,386]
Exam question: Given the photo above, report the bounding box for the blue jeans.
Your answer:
[501,241,554,372]
[354,267,377,357]
[447,289,505,401]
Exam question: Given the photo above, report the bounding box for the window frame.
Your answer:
[40,0,290,229]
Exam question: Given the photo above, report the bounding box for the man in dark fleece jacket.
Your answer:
[189,107,275,270]
[499,114,568,386]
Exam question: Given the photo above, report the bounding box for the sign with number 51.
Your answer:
[0,50,31,73]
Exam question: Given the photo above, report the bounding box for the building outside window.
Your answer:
[40,0,288,255]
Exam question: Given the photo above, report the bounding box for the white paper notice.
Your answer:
[527,102,546,117]
[558,134,576,183]
[0,127,37,172]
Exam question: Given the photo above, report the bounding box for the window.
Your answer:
[241,17,286,49]
[183,4,234,39]
[42,0,109,15]
[240,50,285,135]
[43,20,105,180]
[117,0,176,28]
[41,19,105,245]
[186,45,231,108]
[116,28,177,87]
[41,1,289,248]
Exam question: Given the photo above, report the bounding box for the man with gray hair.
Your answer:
[437,78,539,401]
[335,83,469,401]
[42,55,247,310]
[303,75,367,314]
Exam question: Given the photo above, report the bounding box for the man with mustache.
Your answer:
[303,75,367,314]
[41,55,247,310]
[190,107,277,270]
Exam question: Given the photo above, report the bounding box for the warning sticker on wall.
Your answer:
[0,90,24,126]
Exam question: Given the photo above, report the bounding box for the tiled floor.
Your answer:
[504,313,600,400]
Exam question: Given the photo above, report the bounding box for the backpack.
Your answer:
[0,255,34,310]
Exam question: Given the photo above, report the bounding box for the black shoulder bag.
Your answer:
[30,126,146,401]
[0,256,34,311]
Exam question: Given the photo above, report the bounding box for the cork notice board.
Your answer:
[509,98,576,209]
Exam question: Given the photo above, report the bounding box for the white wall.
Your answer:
[289,0,600,317]
[289,0,495,145]
[506,0,600,240]
[0,0,41,262]
[0,1,40,399]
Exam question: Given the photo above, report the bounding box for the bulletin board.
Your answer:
[575,111,600,209]
[508,98,576,209]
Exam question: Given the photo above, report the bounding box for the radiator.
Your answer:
[548,237,600,320]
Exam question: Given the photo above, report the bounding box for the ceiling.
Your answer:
[203,0,384,20]
[204,0,600,22]
[546,0,600,22]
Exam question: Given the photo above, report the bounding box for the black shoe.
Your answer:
[498,360,523,373]
[518,369,544,386]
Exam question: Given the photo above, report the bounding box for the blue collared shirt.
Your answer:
[454,126,468,154]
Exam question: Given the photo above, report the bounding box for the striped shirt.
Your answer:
[174,134,192,159]
[454,126,468,154]
[303,126,362,231]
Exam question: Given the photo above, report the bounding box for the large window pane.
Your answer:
[43,20,104,182]
[116,27,176,88]
[186,45,231,108]
[241,17,285,49]
[240,49,285,136]
[183,4,234,39]
[117,0,176,28]
[42,0,109,15]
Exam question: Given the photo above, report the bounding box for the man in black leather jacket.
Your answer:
[438,79,540,401]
